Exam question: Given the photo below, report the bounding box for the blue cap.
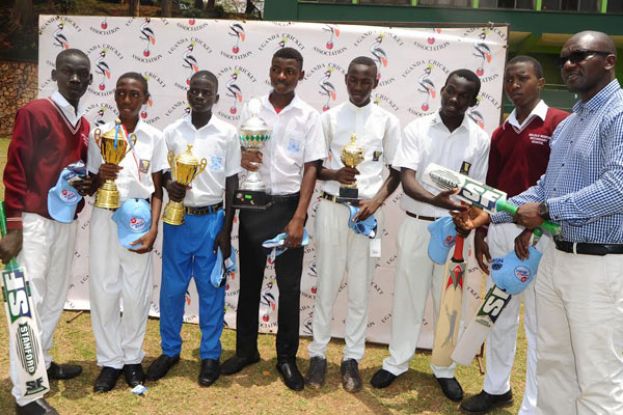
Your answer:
[427,216,457,264]
[262,229,310,257]
[210,246,237,288]
[47,161,86,223]
[112,198,152,249]
[346,205,378,239]
[491,246,543,295]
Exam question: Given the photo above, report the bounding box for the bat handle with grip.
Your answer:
[0,201,19,272]
[495,199,561,236]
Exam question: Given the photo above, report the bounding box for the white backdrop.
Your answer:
[38,15,508,347]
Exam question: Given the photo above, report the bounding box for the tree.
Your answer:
[161,0,172,17]
[11,0,34,29]
[129,0,140,17]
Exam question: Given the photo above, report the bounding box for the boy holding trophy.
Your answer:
[146,70,241,387]
[87,72,167,393]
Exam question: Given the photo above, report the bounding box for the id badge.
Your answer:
[369,238,381,258]
[139,159,151,174]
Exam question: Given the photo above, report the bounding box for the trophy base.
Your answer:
[339,186,359,201]
[162,201,185,225]
[95,181,120,209]
[233,189,272,210]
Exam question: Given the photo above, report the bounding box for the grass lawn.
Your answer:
[0,137,526,414]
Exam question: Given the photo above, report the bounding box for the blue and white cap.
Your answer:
[47,161,86,223]
[210,247,237,288]
[347,205,378,239]
[427,216,457,265]
[491,247,543,295]
[112,198,152,249]
[262,229,310,258]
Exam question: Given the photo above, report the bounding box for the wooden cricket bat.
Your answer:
[431,236,465,367]
[0,202,49,399]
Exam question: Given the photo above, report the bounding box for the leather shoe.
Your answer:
[146,354,180,381]
[370,368,397,389]
[123,363,145,387]
[93,366,122,393]
[304,356,326,389]
[434,376,464,402]
[340,359,362,393]
[276,360,304,391]
[460,389,513,414]
[15,399,58,415]
[198,359,220,387]
[221,352,260,375]
[46,361,82,380]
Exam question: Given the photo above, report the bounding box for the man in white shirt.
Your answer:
[220,48,327,391]
[370,69,490,403]
[305,56,401,393]
[146,70,241,388]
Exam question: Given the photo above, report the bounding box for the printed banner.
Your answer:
[39,15,507,347]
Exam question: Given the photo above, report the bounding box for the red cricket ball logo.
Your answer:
[229,23,245,54]
[226,69,243,115]
[417,64,436,112]
[139,18,156,58]
[427,27,442,45]
[322,25,341,50]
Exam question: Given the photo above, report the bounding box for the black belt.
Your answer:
[185,202,222,216]
[320,191,360,204]
[271,192,300,203]
[554,240,623,256]
[406,211,438,222]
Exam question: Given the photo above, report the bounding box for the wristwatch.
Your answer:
[538,201,550,220]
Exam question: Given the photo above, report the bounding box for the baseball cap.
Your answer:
[210,247,237,288]
[47,161,86,223]
[347,205,378,239]
[112,198,152,249]
[262,229,310,257]
[427,216,457,264]
[490,246,543,295]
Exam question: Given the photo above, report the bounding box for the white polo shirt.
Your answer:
[87,119,168,202]
[163,115,242,206]
[239,94,326,195]
[392,111,490,217]
[321,100,401,199]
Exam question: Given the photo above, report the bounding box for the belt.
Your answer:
[554,240,623,256]
[271,192,300,203]
[406,211,438,222]
[320,191,360,204]
[185,202,223,216]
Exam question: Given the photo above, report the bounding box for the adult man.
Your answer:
[458,31,623,415]
[370,69,489,402]
[460,56,568,415]
[0,49,93,415]
[305,56,401,392]
[220,47,326,391]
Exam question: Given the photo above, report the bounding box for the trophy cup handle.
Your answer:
[197,158,208,176]
[125,133,138,156]
[167,151,177,181]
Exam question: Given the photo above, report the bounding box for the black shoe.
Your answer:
[198,359,220,387]
[93,366,123,393]
[276,360,304,391]
[304,356,327,389]
[15,399,58,415]
[123,363,145,387]
[340,359,362,393]
[370,368,397,389]
[221,352,260,375]
[460,390,513,414]
[434,376,464,402]
[46,361,82,380]
[146,354,180,381]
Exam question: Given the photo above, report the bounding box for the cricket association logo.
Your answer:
[169,38,213,90]
[514,266,531,283]
[372,93,400,112]
[417,63,436,112]
[404,60,449,116]
[87,47,116,96]
[312,25,346,56]
[306,63,345,112]
[216,66,257,121]
[133,18,163,63]
[52,20,70,49]
[89,17,120,35]
[318,66,337,112]
[175,17,209,32]
[354,31,402,86]
[467,99,486,129]
[258,32,305,53]
[414,28,450,51]
[85,102,116,128]
[164,100,191,119]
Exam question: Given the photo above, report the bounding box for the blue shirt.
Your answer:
[492,79,623,243]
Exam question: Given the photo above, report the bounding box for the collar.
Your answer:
[263,93,304,114]
[182,114,217,133]
[431,111,470,133]
[573,79,621,114]
[504,99,548,133]
[51,90,85,125]
[345,99,373,114]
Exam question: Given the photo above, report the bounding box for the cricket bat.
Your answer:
[0,202,49,399]
[431,235,465,367]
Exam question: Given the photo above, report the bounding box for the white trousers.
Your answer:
[484,223,550,415]
[535,243,623,415]
[382,216,458,379]
[308,200,382,361]
[89,207,153,369]
[11,213,77,406]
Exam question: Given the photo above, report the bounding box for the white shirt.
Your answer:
[393,112,490,217]
[87,120,168,202]
[163,115,242,206]
[505,99,548,133]
[239,94,327,195]
[321,101,401,199]
[51,90,86,128]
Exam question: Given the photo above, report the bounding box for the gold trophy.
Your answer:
[340,133,365,200]
[162,144,207,225]
[94,119,137,209]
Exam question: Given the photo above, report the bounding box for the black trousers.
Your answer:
[236,195,304,361]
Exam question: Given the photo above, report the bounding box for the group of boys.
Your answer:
[2,29,622,415]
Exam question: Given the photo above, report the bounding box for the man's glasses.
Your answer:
[558,50,611,68]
